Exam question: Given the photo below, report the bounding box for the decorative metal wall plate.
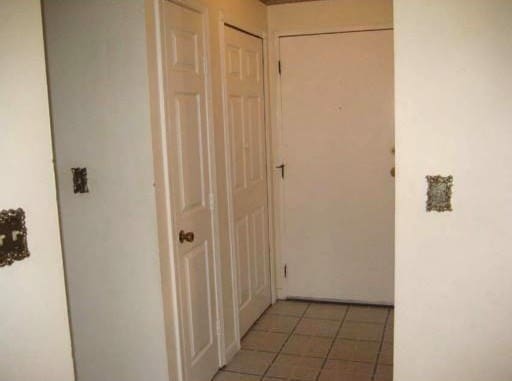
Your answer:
[72,167,89,194]
[0,208,30,267]
[426,175,453,212]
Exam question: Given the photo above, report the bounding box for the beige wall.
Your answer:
[268,0,393,33]
[0,1,74,380]
[43,1,169,381]
[395,1,512,380]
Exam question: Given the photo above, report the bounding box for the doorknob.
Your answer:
[179,230,195,244]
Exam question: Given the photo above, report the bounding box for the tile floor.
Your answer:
[214,301,393,381]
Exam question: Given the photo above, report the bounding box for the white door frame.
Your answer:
[145,0,225,379]
[268,24,394,300]
[218,12,277,361]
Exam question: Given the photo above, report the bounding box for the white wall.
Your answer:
[0,1,74,380]
[42,1,169,381]
[395,1,512,380]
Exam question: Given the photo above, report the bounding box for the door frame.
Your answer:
[268,23,393,300]
[145,0,225,379]
[218,12,277,362]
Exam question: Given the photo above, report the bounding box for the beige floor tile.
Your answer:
[295,318,340,337]
[346,306,388,324]
[281,334,333,358]
[338,321,384,341]
[214,371,262,381]
[225,350,275,375]
[375,364,393,381]
[304,303,348,320]
[242,331,289,353]
[266,300,309,317]
[253,314,300,334]
[329,339,380,363]
[379,342,393,365]
[266,354,323,381]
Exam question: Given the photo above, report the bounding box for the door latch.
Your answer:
[276,164,285,179]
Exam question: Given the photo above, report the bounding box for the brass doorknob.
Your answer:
[179,230,195,244]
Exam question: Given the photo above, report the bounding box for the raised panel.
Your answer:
[175,94,205,212]
[229,96,246,191]
[246,96,264,183]
[235,217,251,308]
[184,243,213,361]
[227,45,242,78]
[245,50,260,82]
[251,207,267,294]
[171,30,198,72]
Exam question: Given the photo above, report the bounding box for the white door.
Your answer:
[162,2,219,380]
[280,30,395,304]
[224,26,272,335]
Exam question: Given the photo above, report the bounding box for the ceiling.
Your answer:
[260,0,323,5]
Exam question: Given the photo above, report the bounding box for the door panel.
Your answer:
[225,26,271,336]
[184,243,213,360]
[162,2,219,381]
[280,30,395,304]
[175,93,205,212]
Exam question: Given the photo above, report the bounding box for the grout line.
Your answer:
[371,308,392,381]
[286,297,394,309]
[315,305,349,381]
[260,302,311,379]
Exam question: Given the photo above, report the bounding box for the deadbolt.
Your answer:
[179,230,195,244]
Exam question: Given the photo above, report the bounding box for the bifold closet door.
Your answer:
[225,25,272,336]
[162,2,219,380]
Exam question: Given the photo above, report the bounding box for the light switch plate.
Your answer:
[426,175,453,212]
[0,208,30,267]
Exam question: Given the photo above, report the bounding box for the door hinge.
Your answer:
[278,60,282,75]
[284,264,287,278]
[209,193,215,211]
[216,320,222,337]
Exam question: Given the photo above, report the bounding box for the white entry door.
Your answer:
[280,30,395,304]
[162,2,219,381]
[224,26,272,336]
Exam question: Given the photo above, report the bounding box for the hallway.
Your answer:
[215,301,393,381]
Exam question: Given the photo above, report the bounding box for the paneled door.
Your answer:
[224,26,271,336]
[162,2,219,380]
[279,30,395,304]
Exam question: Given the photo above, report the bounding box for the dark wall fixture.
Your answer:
[0,208,30,267]
[72,168,89,194]
[426,175,453,212]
